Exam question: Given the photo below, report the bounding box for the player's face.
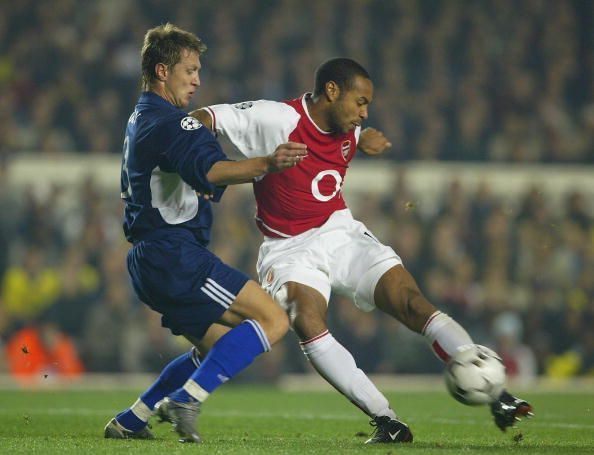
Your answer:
[164,49,201,108]
[329,76,373,134]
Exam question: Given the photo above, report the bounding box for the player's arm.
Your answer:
[358,127,392,156]
[194,101,300,160]
[190,109,213,130]
[206,142,307,185]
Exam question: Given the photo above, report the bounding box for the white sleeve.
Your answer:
[204,100,300,159]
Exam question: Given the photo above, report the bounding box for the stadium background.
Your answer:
[0,0,592,387]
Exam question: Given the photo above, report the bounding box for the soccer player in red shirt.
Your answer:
[192,58,533,442]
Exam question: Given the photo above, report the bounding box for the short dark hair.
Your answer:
[313,58,370,97]
[141,23,207,89]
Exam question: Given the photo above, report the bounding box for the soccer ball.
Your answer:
[444,345,506,406]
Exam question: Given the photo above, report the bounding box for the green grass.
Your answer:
[0,387,592,454]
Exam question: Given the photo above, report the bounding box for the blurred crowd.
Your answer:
[1,0,594,162]
[0,164,592,383]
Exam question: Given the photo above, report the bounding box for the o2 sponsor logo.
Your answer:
[311,170,343,202]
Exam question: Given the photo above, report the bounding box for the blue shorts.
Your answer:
[127,230,249,339]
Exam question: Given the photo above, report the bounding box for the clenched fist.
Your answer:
[358,128,392,156]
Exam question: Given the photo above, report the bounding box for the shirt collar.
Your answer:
[138,91,178,110]
[301,93,331,135]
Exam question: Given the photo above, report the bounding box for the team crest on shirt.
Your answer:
[341,140,351,160]
[180,116,202,130]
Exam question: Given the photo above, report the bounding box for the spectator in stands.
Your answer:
[2,0,593,163]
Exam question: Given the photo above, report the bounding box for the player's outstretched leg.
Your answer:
[490,390,534,431]
[365,416,413,444]
[300,330,414,443]
[373,266,536,431]
[103,348,200,438]
[280,282,413,443]
[423,313,535,430]
[373,267,474,363]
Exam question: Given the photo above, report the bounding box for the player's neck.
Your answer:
[306,94,332,132]
[149,83,176,107]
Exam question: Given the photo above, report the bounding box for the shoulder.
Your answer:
[158,110,204,132]
[255,100,300,128]
[210,99,299,125]
[153,111,210,141]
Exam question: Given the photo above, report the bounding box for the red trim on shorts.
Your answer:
[432,341,450,362]
[300,330,330,346]
[422,311,442,334]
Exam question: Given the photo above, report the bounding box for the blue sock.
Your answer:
[169,320,270,403]
[116,349,200,431]
[141,349,200,407]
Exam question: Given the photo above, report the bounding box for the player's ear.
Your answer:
[325,81,340,102]
[155,62,168,82]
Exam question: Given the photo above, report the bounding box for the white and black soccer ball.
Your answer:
[444,345,506,406]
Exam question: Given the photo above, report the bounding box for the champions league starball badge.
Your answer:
[180,116,202,130]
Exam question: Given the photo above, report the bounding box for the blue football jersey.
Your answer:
[120,92,229,245]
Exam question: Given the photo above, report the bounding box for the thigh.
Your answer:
[218,280,289,346]
[328,220,402,311]
[275,281,329,340]
[258,235,332,306]
[256,235,332,339]
[220,280,282,323]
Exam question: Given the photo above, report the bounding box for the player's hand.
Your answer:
[266,142,308,172]
[196,191,213,200]
[358,127,392,156]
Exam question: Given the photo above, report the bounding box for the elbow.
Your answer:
[206,161,224,185]
[206,171,223,185]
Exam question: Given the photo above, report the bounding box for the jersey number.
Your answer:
[120,135,131,199]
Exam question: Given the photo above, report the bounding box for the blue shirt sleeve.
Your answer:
[157,114,230,202]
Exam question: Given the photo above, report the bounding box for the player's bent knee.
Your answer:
[282,289,327,339]
[230,281,289,344]
[256,299,289,345]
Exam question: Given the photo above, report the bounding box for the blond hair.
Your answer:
[141,23,207,90]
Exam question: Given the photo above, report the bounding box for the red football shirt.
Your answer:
[206,94,360,237]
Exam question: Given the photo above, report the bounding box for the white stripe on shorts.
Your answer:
[204,282,234,305]
[201,285,231,309]
[206,278,236,301]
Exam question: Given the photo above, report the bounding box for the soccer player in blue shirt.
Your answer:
[103,23,307,443]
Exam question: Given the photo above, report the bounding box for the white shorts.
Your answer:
[257,209,402,312]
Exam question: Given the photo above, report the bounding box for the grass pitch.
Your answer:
[0,387,592,454]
